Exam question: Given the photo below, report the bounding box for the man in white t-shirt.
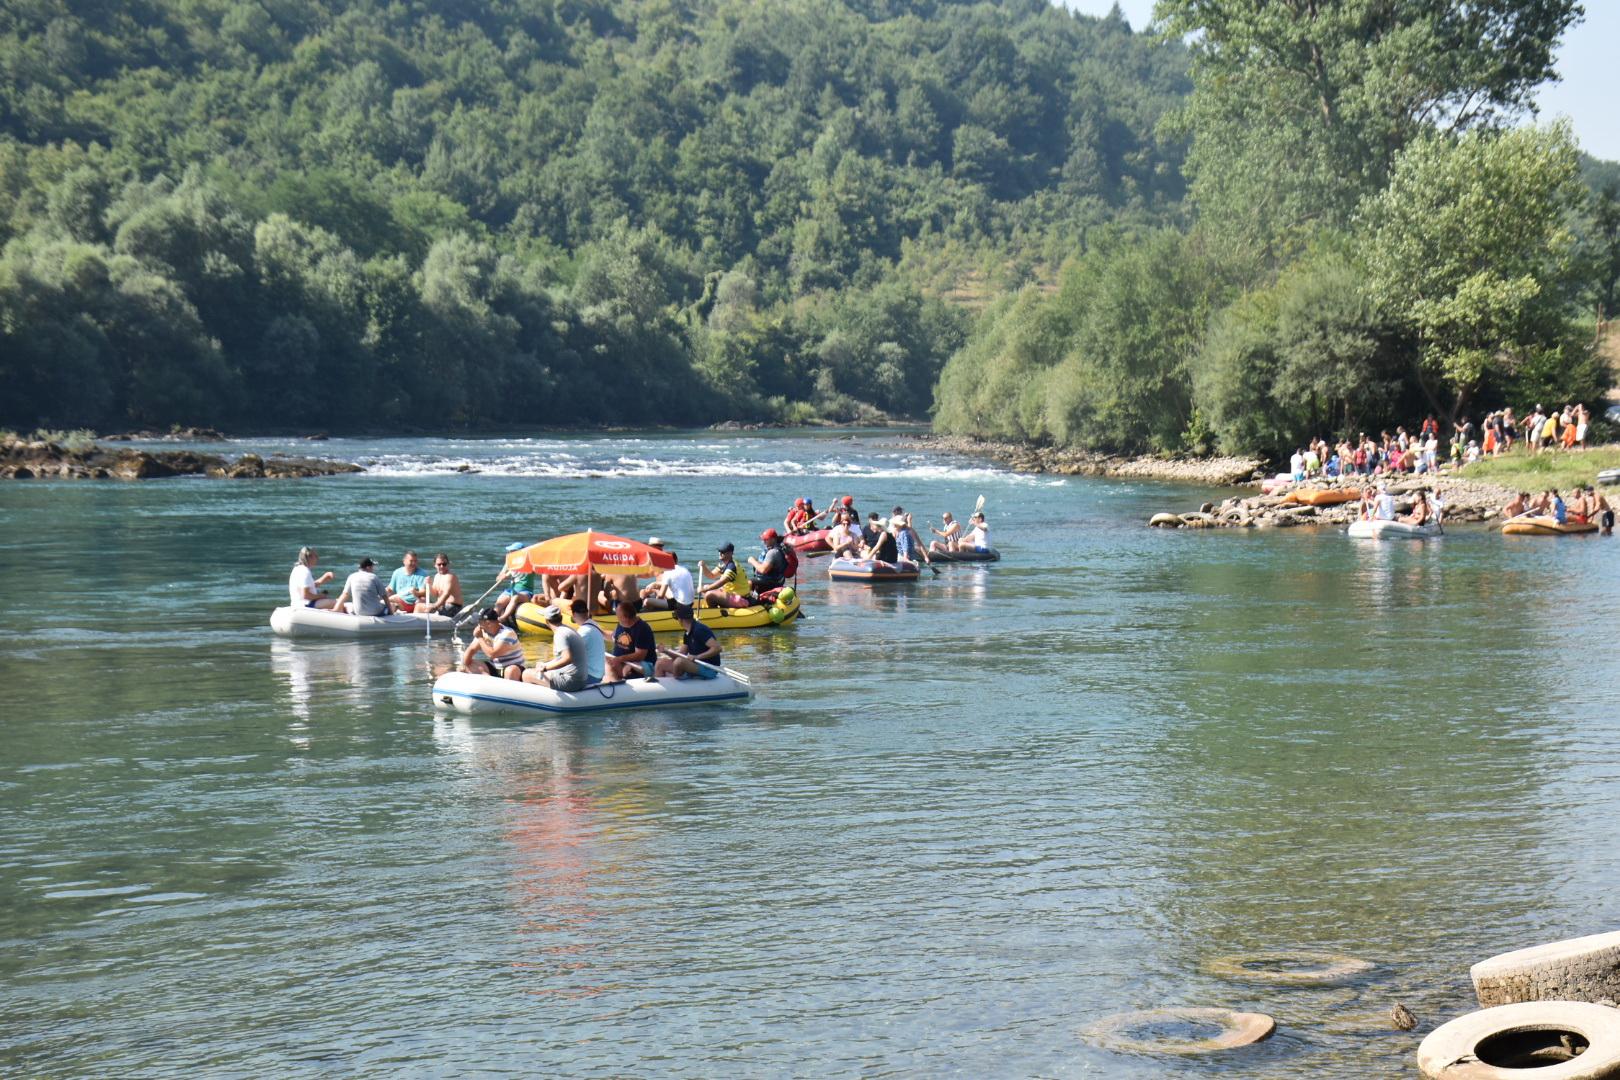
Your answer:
[288,546,336,608]
[640,541,695,611]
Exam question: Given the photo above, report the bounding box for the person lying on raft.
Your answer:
[699,542,754,608]
[655,604,722,680]
[335,557,391,616]
[462,607,526,681]
[640,541,694,611]
[416,552,462,617]
[604,599,657,683]
[521,605,586,691]
[387,550,429,613]
[928,512,961,553]
[289,546,336,609]
[826,511,862,559]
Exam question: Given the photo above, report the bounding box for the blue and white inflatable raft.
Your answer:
[430,669,753,716]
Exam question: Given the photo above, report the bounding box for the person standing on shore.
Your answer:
[1592,487,1614,535]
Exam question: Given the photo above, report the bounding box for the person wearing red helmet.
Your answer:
[783,496,827,536]
[748,528,789,594]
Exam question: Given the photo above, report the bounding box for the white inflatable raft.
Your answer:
[430,669,753,716]
[270,606,456,639]
[1347,518,1443,540]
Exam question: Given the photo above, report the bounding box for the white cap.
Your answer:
[647,537,665,547]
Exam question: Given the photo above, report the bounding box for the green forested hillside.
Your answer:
[935,0,1620,458]
[0,0,1188,431]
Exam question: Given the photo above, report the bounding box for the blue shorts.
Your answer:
[692,662,719,680]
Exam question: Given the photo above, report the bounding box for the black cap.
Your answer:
[480,606,500,622]
[359,557,375,569]
[717,541,734,554]
[673,603,694,620]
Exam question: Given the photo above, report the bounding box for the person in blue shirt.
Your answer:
[387,550,430,613]
[604,599,657,683]
[494,541,539,625]
[569,598,606,685]
[1551,489,1567,524]
[656,604,722,680]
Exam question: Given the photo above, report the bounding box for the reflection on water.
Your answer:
[2,433,1619,1077]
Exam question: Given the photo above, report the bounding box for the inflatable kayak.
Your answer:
[1285,487,1361,506]
[1502,516,1598,535]
[1347,519,1443,540]
[430,669,752,716]
[785,529,831,555]
[270,606,455,639]
[828,558,920,582]
[930,547,1001,563]
[514,587,800,636]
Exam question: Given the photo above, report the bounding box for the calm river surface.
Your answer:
[3,430,1618,1077]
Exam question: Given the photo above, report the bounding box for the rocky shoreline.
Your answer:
[898,433,1266,485]
[1146,474,1517,530]
[1,435,362,481]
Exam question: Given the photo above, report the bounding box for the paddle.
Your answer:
[654,645,740,682]
[452,571,506,645]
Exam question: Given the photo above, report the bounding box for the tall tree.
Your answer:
[1158,0,1583,258]
[1357,123,1587,418]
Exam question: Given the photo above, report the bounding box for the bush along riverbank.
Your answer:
[901,434,1265,485]
[0,432,361,480]
[1147,475,1519,530]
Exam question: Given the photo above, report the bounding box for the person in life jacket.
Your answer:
[749,529,790,593]
[784,495,810,534]
[700,541,755,608]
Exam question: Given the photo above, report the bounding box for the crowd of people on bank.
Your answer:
[1286,404,1599,482]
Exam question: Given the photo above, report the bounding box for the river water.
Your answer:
[2,430,1617,1077]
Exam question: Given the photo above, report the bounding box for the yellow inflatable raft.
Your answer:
[1283,487,1361,507]
[1501,517,1598,536]
[515,587,801,635]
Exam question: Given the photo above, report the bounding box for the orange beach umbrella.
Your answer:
[504,530,676,577]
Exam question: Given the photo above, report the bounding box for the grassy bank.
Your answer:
[1460,445,1620,492]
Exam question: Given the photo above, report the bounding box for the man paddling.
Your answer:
[655,604,722,680]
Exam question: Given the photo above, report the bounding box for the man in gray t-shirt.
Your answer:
[523,605,586,691]
[337,557,391,616]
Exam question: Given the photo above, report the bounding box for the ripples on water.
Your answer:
[2,431,1619,1076]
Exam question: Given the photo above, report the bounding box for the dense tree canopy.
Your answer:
[0,0,1188,432]
[934,0,1612,459]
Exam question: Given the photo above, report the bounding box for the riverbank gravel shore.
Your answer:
[899,434,1265,485]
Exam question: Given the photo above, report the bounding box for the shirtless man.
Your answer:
[1592,487,1614,535]
[416,552,463,617]
[1567,486,1590,524]
[1500,492,1529,520]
